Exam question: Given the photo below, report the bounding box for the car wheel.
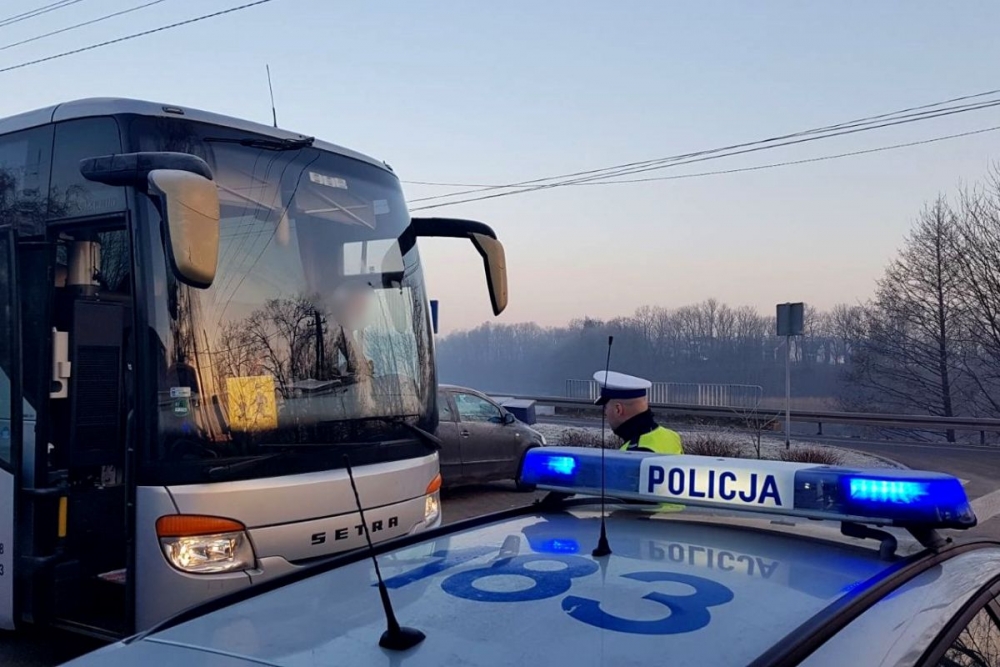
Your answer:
[514,446,538,492]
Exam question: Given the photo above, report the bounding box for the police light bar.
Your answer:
[520,447,977,530]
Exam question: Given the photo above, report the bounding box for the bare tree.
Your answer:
[951,168,1000,417]
[840,198,966,440]
[828,303,865,366]
[732,404,781,459]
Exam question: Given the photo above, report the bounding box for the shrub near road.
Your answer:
[537,423,893,468]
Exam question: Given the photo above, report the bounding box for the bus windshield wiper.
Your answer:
[207,452,291,480]
[367,417,443,451]
[206,441,374,479]
[205,135,315,151]
[258,441,373,449]
[315,416,443,451]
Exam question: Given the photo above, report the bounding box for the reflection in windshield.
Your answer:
[133,118,433,473]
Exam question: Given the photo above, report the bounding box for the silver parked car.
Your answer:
[435,384,546,489]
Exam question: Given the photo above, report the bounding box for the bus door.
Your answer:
[40,225,133,638]
[0,225,21,630]
[4,222,133,638]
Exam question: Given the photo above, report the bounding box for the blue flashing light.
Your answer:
[546,456,577,476]
[848,478,928,504]
[795,468,976,529]
[518,447,978,530]
[519,449,642,492]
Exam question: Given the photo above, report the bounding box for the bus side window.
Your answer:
[50,118,126,221]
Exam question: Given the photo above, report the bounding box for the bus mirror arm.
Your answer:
[79,151,214,190]
[407,217,508,316]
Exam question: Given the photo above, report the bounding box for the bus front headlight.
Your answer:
[424,474,442,525]
[425,494,440,525]
[156,515,257,574]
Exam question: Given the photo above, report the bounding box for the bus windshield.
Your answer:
[131,118,434,483]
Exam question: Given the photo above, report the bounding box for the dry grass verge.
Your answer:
[556,427,623,449]
[682,433,745,458]
[778,447,843,465]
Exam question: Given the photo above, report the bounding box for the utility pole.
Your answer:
[784,335,791,449]
[776,302,804,450]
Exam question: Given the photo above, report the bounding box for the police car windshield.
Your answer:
[136,507,896,666]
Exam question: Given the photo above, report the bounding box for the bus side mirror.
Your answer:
[147,170,221,289]
[409,217,508,316]
[80,151,221,289]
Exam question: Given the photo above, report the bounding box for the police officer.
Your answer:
[593,370,683,454]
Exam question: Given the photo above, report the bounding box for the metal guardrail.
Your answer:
[503,393,1000,441]
[565,379,763,409]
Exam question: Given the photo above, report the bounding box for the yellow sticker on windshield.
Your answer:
[227,375,278,432]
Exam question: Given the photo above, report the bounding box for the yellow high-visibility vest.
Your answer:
[619,425,683,455]
[620,425,684,512]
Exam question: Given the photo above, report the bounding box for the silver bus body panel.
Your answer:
[135,454,438,630]
[246,494,431,564]
[1,407,34,630]
[165,453,438,527]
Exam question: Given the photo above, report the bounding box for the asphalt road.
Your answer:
[5,420,1000,666]
[0,630,104,667]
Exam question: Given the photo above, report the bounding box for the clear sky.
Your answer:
[3,0,1000,334]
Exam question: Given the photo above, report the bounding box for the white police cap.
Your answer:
[592,370,652,405]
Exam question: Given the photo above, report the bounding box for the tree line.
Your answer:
[437,168,1000,440]
[436,298,856,401]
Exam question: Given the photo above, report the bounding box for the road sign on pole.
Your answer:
[776,302,804,449]
[776,302,804,337]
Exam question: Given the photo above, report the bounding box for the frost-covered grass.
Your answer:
[533,423,903,469]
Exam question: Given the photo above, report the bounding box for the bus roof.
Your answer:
[0,97,390,172]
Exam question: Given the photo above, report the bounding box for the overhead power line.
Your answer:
[405,89,1000,202]
[415,125,1000,190]
[568,125,1000,186]
[405,98,1000,211]
[0,0,87,29]
[0,0,278,74]
[409,121,1000,211]
[0,0,169,53]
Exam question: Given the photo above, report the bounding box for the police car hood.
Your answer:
[63,509,897,667]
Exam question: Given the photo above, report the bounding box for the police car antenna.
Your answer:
[342,454,426,651]
[593,335,614,558]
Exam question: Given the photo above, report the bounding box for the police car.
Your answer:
[62,448,1000,666]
